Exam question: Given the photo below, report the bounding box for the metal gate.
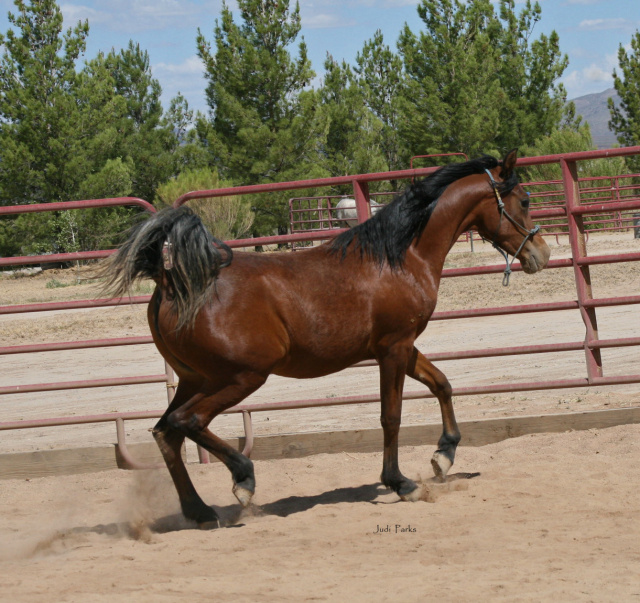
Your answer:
[1,147,639,469]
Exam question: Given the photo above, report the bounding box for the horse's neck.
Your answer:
[410,180,482,278]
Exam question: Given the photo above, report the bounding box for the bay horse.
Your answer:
[102,149,550,528]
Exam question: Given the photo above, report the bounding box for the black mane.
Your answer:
[330,154,519,268]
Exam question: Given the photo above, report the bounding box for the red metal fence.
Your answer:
[289,167,640,247]
[1,147,639,467]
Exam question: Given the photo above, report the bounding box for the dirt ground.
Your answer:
[0,231,639,601]
[0,425,639,601]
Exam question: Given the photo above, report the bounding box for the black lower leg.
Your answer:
[226,450,255,495]
[381,456,417,498]
[152,427,220,527]
[435,430,461,466]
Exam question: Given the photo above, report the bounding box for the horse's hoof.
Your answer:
[233,484,254,507]
[397,478,421,502]
[399,484,424,502]
[198,518,221,530]
[431,451,452,481]
[182,501,219,527]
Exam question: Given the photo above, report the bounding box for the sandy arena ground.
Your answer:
[0,231,639,601]
[1,426,639,602]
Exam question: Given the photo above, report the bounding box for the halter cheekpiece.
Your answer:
[483,168,540,286]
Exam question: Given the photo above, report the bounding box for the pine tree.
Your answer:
[496,0,575,151]
[100,42,175,202]
[0,1,180,255]
[196,0,328,235]
[318,54,386,182]
[355,30,406,174]
[0,0,89,206]
[398,0,502,158]
[609,30,640,170]
[397,0,575,158]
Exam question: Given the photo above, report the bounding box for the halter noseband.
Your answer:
[483,168,540,286]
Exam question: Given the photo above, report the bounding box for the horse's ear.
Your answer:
[499,148,518,179]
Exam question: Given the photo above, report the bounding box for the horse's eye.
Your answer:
[520,193,530,210]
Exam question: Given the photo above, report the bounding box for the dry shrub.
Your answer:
[155,168,254,241]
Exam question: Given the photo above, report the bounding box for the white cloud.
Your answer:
[61,1,222,33]
[562,60,616,98]
[302,13,353,29]
[60,4,111,26]
[579,18,632,31]
[379,0,420,6]
[154,55,205,77]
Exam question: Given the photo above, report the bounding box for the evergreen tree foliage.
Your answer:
[318,54,387,183]
[99,41,175,202]
[196,0,328,235]
[355,30,407,173]
[495,0,576,150]
[397,0,575,158]
[609,30,640,171]
[161,93,211,173]
[197,0,325,183]
[0,1,185,256]
[0,0,89,206]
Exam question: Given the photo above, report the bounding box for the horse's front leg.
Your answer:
[407,347,460,481]
[378,345,420,501]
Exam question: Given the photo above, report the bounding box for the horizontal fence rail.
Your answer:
[1,147,640,468]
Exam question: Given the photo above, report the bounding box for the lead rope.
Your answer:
[483,169,540,287]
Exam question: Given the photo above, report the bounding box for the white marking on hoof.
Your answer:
[233,484,254,507]
[198,518,221,530]
[431,452,452,480]
[400,485,424,502]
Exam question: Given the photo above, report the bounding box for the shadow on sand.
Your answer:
[66,472,479,538]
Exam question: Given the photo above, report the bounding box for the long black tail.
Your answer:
[99,206,232,329]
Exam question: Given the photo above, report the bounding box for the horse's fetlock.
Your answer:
[438,431,461,451]
[231,456,255,487]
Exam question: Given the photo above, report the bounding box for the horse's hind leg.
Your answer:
[407,347,460,481]
[152,381,221,527]
[165,372,267,516]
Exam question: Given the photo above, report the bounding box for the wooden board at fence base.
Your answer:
[1,407,639,480]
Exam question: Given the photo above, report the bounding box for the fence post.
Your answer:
[352,179,371,224]
[562,158,603,383]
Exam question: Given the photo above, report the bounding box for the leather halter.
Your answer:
[483,169,540,286]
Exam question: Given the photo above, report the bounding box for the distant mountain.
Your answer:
[570,88,621,149]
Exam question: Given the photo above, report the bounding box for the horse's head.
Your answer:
[475,149,550,277]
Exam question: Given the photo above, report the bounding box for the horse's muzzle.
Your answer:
[520,238,551,274]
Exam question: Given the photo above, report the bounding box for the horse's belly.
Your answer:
[272,345,369,379]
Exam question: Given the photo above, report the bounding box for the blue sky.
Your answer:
[0,0,637,115]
